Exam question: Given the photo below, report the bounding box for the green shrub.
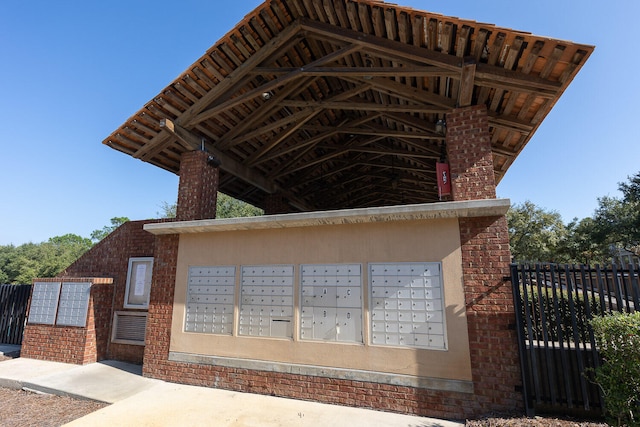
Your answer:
[590,312,640,426]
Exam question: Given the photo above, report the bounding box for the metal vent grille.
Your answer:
[111,311,147,345]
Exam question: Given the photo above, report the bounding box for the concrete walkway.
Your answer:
[0,351,463,426]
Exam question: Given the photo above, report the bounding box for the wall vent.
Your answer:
[111,311,147,345]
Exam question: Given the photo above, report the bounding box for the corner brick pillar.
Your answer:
[445,105,522,414]
[264,192,290,215]
[176,150,219,221]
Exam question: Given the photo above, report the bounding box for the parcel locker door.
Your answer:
[336,308,362,342]
[313,307,337,340]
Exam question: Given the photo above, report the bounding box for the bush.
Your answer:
[590,312,640,426]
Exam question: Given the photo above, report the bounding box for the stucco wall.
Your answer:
[169,217,472,384]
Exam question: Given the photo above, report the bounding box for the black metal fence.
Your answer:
[511,263,640,417]
[0,284,32,345]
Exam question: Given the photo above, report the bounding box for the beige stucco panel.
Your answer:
[170,218,471,382]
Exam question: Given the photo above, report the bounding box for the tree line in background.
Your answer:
[1,172,637,284]
[0,194,262,284]
[508,171,640,264]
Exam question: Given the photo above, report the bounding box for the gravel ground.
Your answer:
[0,354,608,427]
[465,415,607,426]
[0,388,107,427]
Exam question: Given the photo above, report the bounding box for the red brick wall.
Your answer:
[176,150,219,221]
[445,105,522,413]
[459,216,521,415]
[143,234,180,375]
[61,219,172,364]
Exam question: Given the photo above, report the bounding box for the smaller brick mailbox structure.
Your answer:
[22,277,113,365]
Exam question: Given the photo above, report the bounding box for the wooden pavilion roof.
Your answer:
[104,0,593,212]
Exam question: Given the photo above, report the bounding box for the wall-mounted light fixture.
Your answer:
[435,119,446,136]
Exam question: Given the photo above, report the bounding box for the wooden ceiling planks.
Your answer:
[103,0,593,212]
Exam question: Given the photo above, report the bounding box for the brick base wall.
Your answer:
[22,325,93,364]
[145,361,480,419]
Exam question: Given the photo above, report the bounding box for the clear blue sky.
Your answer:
[1,1,638,246]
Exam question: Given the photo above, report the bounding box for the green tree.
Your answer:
[591,171,640,260]
[0,234,92,284]
[216,193,263,218]
[158,193,263,219]
[90,217,129,242]
[507,201,567,263]
[558,217,608,265]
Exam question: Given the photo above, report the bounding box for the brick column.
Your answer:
[445,105,496,201]
[143,234,179,377]
[445,105,522,415]
[176,150,219,221]
[264,192,290,215]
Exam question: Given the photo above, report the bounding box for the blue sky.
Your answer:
[1,1,638,245]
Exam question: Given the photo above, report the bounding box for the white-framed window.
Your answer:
[124,257,154,309]
[300,264,362,343]
[369,262,446,350]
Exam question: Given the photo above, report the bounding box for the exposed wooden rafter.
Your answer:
[103,0,593,213]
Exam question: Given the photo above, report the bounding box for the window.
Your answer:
[124,257,153,309]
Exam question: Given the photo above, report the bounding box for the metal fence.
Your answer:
[0,284,32,345]
[511,263,640,417]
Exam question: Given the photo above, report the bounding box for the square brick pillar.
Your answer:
[445,105,496,201]
[264,192,291,215]
[445,105,522,415]
[176,150,219,221]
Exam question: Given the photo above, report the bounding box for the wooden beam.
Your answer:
[188,44,361,126]
[245,108,323,166]
[177,21,304,127]
[213,77,315,149]
[301,124,440,140]
[160,119,277,194]
[457,57,476,107]
[341,75,456,109]
[279,100,447,114]
[250,66,458,78]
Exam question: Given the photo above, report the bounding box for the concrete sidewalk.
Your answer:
[0,351,463,426]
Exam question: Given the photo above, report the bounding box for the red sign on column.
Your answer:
[436,162,451,197]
